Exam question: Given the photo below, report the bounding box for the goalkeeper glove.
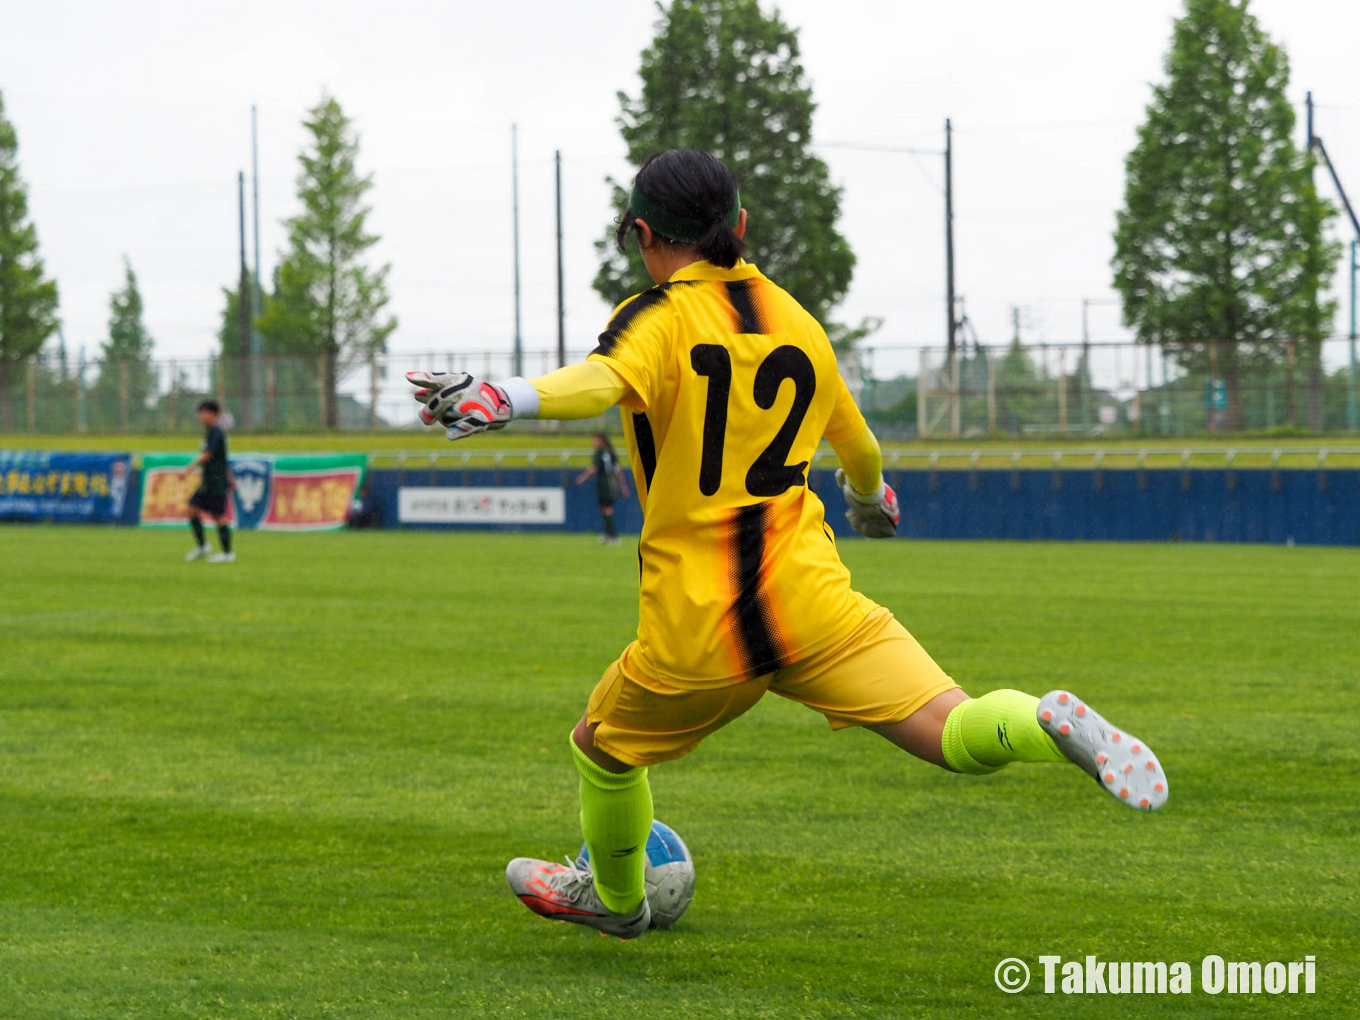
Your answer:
[835,468,900,538]
[406,370,519,439]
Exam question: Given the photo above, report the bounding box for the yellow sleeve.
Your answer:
[530,361,632,420]
[830,424,883,496]
[823,370,867,445]
[584,288,674,411]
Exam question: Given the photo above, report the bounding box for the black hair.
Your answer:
[615,149,745,269]
[595,431,618,461]
[198,399,220,414]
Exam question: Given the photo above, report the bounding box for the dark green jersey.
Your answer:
[200,425,230,495]
[593,446,619,501]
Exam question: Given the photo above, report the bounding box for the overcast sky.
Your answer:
[4,0,1358,375]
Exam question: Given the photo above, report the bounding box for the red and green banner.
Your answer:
[139,452,366,531]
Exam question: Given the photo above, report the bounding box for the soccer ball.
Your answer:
[576,819,695,929]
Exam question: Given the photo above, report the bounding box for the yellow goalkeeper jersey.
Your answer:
[587,259,878,689]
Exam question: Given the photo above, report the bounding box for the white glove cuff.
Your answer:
[848,480,887,506]
[498,376,540,419]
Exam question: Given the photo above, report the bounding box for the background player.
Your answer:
[407,149,1167,940]
[182,399,235,564]
[576,432,630,544]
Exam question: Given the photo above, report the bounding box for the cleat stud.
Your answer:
[1123,764,1133,773]
[1096,753,1107,765]
[1076,705,1087,717]
[1132,744,1141,753]
[1058,693,1069,704]
[1140,798,1150,809]
[1146,761,1156,771]
[1041,709,1052,722]
[1119,788,1130,798]
[1104,772,1115,783]
[1059,723,1070,735]
[1112,732,1121,742]
[1154,783,1164,793]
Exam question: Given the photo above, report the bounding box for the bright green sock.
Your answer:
[940,689,1066,774]
[571,737,652,915]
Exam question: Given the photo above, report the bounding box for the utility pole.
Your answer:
[1080,298,1091,434]
[555,149,566,370]
[944,118,958,435]
[250,105,263,349]
[236,171,251,429]
[1306,91,1314,153]
[511,124,523,378]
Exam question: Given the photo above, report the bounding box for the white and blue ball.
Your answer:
[577,819,695,929]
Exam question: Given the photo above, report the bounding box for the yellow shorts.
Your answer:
[586,608,958,767]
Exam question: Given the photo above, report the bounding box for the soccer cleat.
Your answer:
[185,546,209,562]
[506,857,651,939]
[207,552,236,564]
[1037,690,1168,812]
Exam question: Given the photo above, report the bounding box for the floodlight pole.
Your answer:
[251,105,264,428]
[512,124,523,378]
[556,149,566,370]
[1350,240,1358,431]
[236,171,252,430]
[944,119,960,436]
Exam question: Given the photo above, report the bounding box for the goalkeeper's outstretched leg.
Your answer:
[870,687,1168,811]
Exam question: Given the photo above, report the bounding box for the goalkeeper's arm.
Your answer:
[828,424,899,539]
[829,425,883,496]
[496,361,634,421]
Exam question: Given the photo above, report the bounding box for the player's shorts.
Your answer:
[586,607,959,767]
[188,488,228,517]
[597,495,615,511]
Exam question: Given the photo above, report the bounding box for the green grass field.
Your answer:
[1,528,1356,1018]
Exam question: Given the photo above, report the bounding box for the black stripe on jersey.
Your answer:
[726,502,787,678]
[721,280,770,334]
[592,281,698,357]
[632,412,657,489]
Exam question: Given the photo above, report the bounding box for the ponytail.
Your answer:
[694,219,744,269]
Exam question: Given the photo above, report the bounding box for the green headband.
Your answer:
[628,183,741,244]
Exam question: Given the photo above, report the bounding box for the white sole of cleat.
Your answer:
[1037,690,1168,811]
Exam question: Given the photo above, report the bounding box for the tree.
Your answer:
[1112,0,1338,431]
[259,94,395,428]
[92,258,157,431]
[594,0,857,328]
[994,336,1047,435]
[0,90,60,430]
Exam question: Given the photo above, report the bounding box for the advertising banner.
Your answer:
[397,486,566,525]
[229,456,273,530]
[139,452,365,530]
[139,453,233,526]
[262,455,367,531]
[0,450,132,523]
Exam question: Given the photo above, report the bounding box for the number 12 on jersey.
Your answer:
[690,344,817,499]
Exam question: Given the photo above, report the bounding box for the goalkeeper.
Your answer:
[408,149,1167,940]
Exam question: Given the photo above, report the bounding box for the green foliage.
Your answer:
[1,529,1357,1017]
[0,90,60,428]
[259,94,396,427]
[216,273,321,431]
[993,337,1049,434]
[1112,0,1339,427]
[594,0,855,325]
[89,258,157,430]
